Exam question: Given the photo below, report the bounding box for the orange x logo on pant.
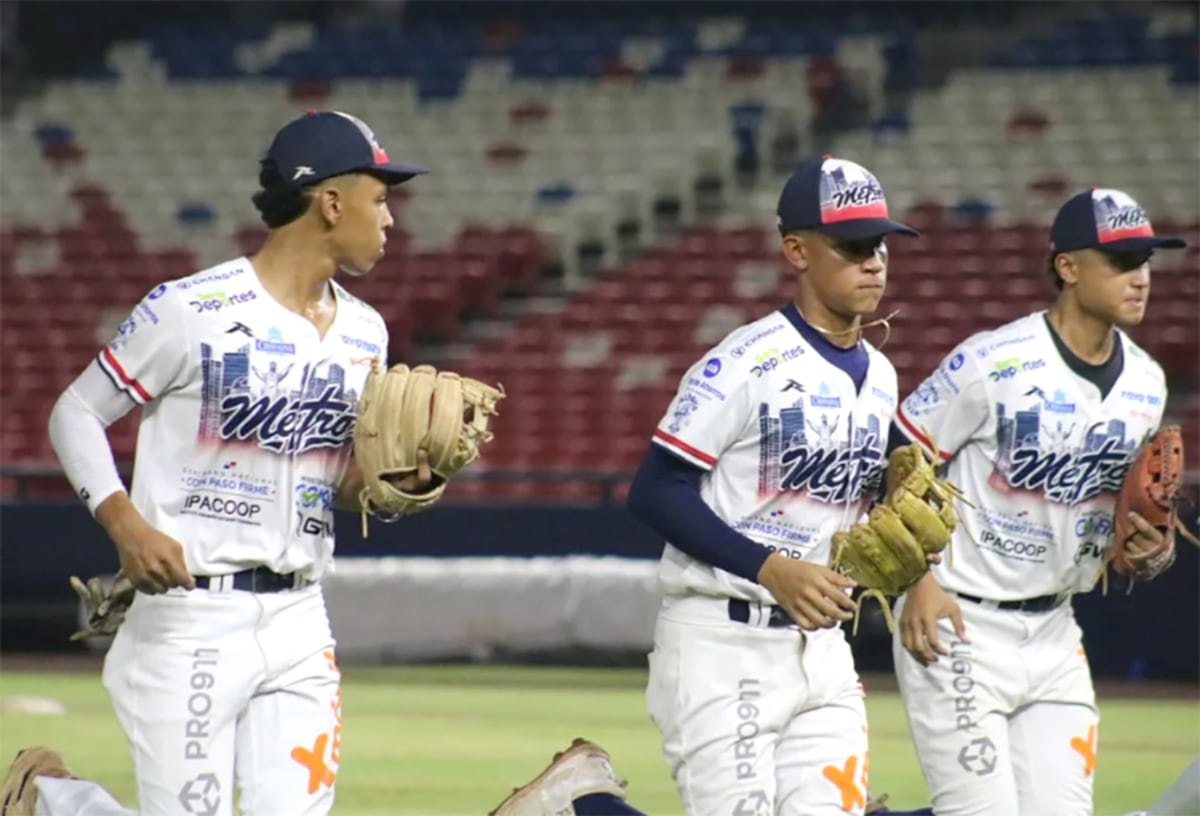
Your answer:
[1070,724,1097,778]
[291,733,336,794]
[823,755,866,812]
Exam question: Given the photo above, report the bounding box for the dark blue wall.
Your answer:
[2,501,1196,681]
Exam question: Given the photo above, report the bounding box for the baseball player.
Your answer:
[21,111,429,816]
[627,156,920,815]
[487,738,931,816]
[889,188,1187,814]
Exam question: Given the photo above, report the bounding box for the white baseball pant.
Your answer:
[37,582,342,815]
[893,595,1097,815]
[647,596,870,816]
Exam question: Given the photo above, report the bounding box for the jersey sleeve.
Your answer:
[895,344,990,461]
[95,283,190,405]
[651,352,752,471]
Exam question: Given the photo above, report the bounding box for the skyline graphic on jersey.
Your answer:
[199,343,359,454]
[757,401,883,502]
[993,397,1138,504]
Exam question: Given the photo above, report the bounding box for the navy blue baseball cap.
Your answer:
[264,111,428,188]
[1050,188,1186,254]
[777,156,918,239]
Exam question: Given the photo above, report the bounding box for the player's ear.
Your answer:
[781,231,809,272]
[317,186,342,226]
[1055,252,1081,288]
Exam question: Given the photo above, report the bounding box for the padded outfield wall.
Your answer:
[1,496,1196,683]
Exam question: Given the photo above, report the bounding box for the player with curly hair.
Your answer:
[9,111,432,816]
[889,188,1188,814]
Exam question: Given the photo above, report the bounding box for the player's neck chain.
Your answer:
[796,307,900,349]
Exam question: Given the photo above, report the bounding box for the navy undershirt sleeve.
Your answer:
[626,444,772,583]
[887,421,911,458]
[626,303,877,581]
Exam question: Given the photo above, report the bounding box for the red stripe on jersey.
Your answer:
[101,347,152,403]
[896,407,951,461]
[652,429,718,466]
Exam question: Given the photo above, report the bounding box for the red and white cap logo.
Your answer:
[818,158,889,224]
[1091,188,1153,244]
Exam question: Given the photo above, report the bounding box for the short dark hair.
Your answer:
[1046,251,1064,291]
[251,158,313,229]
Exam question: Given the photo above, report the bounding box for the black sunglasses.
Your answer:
[830,235,887,262]
[1100,249,1153,271]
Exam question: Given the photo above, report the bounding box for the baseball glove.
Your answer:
[832,442,970,633]
[69,572,136,641]
[1108,425,1199,583]
[354,362,504,530]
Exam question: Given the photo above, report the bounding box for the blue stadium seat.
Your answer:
[536,184,575,206]
[33,123,75,148]
[953,198,995,224]
[176,204,216,227]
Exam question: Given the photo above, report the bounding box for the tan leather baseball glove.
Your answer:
[832,442,970,632]
[354,362,504,529]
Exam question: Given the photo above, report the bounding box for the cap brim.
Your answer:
[364,162,429,185]
[819,218,920,239]
[1100,235,1187,252]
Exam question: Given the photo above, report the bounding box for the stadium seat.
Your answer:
[1,8,1196,498]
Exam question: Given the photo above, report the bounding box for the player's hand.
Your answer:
[1122,511,1169,561]
[386,449,437,494]
[757,553,858,631]
[899,572,967,666]
[97,494,194,594]
[114,526,195,595]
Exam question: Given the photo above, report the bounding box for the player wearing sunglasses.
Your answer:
[626,156,920,815]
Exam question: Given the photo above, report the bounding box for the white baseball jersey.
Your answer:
[896,311,1166,599]
[95,258,388,581]
[652,309,898,604]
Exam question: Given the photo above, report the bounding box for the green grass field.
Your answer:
[1,665,1195,815]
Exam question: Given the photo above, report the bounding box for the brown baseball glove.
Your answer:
[354,362,504,530]
[69,572,136,641]
[832,442,970,632]
[1108,425,1199,583]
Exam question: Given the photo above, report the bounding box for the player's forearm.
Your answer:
[48,374,132,514]
[904,570,940,596]
[627,445,772,583]
[94,491,151,544]
[886,421,913,460]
